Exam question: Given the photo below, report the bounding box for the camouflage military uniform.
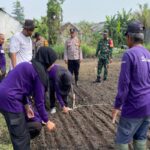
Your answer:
[95,38,113,81]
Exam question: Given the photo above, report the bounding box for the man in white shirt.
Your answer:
[9,19,36,69]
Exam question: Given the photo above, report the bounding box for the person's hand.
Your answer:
[110,59,113,63]
[107,64,109,69]
[64,60,68,64]
[25,104,34,119]
[62,106,72,113]
[73,94,75,100]
[0,70,2,76]
[46,120,56,131]
[112,108,120,124]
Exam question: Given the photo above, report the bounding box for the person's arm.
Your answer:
[109,47,113,63]
[0,52,6,75]
[55,87,65,108]
[114,52,131,109]
[34,76,55,131]
[112,52,131,123]
[33,76,48,122]
[9,36,20,68]
[55,84,72,113]
[10,53,17,68]
[79,47,83,62]
[109,39,114,61]
[64,41,68,64]
[22,96,34,119]
[95,41,100,57]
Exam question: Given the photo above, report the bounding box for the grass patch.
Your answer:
[0,114,12,149]
[145,43,150,51]
[52,43,96,59]
[112,48,125,58]
[81,44,95,58]
[0,144,13,150]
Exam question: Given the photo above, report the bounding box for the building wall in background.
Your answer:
[0,10,22,40]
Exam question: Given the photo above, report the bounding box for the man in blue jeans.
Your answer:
[112,20,150,149]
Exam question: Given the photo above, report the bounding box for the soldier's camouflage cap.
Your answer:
[125,20,145,36]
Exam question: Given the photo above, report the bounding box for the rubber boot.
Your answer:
[93,76,101,83]
[133,140,147,150]
[115,144,129,150]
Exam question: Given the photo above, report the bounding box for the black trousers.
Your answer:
[1,111,42,150]
[1,111,30,150]
[49,80,68,109]
[27,121,42,139]
[68,60,80,82]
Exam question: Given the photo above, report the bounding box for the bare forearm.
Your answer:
[10,53,17,68]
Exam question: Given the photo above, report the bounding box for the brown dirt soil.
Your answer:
[31,59,150,150]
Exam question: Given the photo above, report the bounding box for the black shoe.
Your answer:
[103,78,107,81]
[93,76,101,83]
[93,79,101,83]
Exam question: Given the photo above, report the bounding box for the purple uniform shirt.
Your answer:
[48,65,65,107]
[0,45,6,72]
[0,62,48,122]
[114,46,150,118]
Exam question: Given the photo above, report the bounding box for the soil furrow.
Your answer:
[69,110,96,150]
[57,112,85,150]
[85,106,115,133]
[77,108,112,149]
[94,105,112,120]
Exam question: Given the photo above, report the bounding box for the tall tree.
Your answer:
[47,0,64,45]
[34,17,49,39]
[77,21,92,43]
[104,9,133,46]
[12,0,25,23]
[134,3,150,28]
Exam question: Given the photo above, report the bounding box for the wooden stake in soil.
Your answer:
[71,84,76,109]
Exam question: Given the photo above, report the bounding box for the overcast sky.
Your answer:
[1,0,150,23]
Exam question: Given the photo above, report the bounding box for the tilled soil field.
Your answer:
[31,59,150,150]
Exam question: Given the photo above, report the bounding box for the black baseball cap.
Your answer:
[23,19,36,30]
[70,28,76,33]
[125,20,145,36]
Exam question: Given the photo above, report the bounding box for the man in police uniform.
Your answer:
[64,28,83,86]
[94,29,113,83]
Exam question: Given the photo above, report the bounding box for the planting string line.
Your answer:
[72,103,111,110]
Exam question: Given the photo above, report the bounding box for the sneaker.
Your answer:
[50,107,56,114]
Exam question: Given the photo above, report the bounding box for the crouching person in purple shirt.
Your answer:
[112,21,150,150]
[0,46,57,150]
[48,65,73,114]
[0,33,6,82]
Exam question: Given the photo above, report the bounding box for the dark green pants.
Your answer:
[97,58,108,80]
